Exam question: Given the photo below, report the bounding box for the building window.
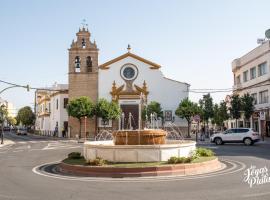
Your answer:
[236,75,241,85]
[251,93,257,105]
[250,67,256,79]
[86,56,92,72]
[75,56,81,72]
[56,99,58,110]
[64,98,68,108]
[258,62,267,76]
[259,90,269,104]
[48,103,51,112]
[243,70,248,82]
[82,38,86,48]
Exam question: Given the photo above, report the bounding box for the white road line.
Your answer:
[242,191,270,198]
[32,159,246,183]
[13,150,24,153]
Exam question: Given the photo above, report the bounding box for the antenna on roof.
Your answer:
[257,28,270,45]
[257,38,265,45]
[265,29,270,39]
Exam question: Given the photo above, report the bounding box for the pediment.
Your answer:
[99,52,161,70]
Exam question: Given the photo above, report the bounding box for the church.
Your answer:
[36,27,189,138]
[67,27,190,138]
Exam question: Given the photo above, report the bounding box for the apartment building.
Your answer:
[35,83,69,137]
[232,40,270,136]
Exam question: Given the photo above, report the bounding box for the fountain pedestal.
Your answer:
[113,129,166,145]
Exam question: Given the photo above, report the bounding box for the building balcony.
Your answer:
[233,83,242,91]
[37,111,51,117]
[232,59,241,72]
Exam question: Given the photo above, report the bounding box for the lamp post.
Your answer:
[0,112,3,144]
[84,116,87,141]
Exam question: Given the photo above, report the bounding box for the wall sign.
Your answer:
[164,110,172,121]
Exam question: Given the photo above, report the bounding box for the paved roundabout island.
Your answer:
[1,132,270,200]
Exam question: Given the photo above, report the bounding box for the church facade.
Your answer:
[67,28,189,138]
[35,27,190,137]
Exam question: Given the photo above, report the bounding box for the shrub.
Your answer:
[168,156,179,164]
[87,157,106,166]
[68,152,82,159]
[195,148,215,157]
[168,156,193,164]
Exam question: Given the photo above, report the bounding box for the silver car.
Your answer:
[17,128,28,135]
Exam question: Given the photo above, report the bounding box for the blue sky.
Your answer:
[1,0,270,111]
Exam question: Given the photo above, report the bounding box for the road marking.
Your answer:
[242,191,270,198]
[13,150,24,153]
[32,159,246,183]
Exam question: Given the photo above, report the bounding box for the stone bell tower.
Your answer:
[68,27,99,138]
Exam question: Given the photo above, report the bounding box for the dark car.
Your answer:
[3,126,11,131]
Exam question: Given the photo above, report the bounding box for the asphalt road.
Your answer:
[0,132,270,200]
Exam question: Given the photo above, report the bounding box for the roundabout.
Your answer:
[32,159,244,182]
[1,133,270,200]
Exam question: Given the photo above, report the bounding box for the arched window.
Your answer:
[75,56,81,72]
[82,38,86,48]
[86,56,92,72]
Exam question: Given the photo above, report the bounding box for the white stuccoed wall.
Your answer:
[99,56,189,127]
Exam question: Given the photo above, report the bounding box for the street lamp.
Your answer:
[84,116,87,141]
[0,113,3,144]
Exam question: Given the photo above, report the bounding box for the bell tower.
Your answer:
[68,26,99,137]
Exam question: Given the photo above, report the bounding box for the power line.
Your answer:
[0,79,67,92]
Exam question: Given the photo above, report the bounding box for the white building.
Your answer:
[232,40,270,136]
[98,52,190,129]
[35,83,69,137]
[0,97,17,118]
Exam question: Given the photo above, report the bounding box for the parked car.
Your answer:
[210,128,260,146]
[17,128,28,135]
[3,126,11,131]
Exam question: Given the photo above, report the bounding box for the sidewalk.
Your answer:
[258,137,270,144]
[0,139,15,148]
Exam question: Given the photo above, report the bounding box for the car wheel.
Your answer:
[244,138,253,146]
[215,137,223,145]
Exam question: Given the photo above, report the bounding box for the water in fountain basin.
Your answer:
[95,130,113,141]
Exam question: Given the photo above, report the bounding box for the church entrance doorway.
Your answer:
[120,104,139,130]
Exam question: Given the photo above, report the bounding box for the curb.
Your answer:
[0,139,15,148]
[58,158,222,178]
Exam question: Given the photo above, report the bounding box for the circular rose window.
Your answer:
[120,64,138,81]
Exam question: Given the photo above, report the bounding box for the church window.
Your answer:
[120,64,138,81]
[86,56,92,72]
[82,38,86,48]
[75,56,81,72]
[56,99,58,110]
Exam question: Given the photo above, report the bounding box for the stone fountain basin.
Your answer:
[84,140,196,163]
[112,129,167,145]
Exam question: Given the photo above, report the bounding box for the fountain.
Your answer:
[84,94,196,163]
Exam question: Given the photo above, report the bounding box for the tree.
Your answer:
[175,98,199,138]
[7,116,17,126]
[229,94,242,127]
[142,101,163,121]
[66,96,95,138]
[95,98,121,127]
[241,93,254,124]
[16,106,35,127]
[212,102,229,129]
[219,101,229,128]
[0,105,8,124]
[212,104,222,127]
[199,93,214,134]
